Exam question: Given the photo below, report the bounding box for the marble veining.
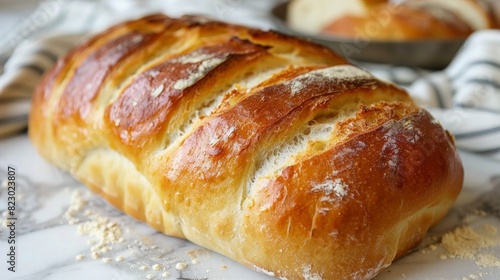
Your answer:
[1,135,500,280]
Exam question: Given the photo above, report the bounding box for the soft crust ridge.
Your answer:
[29,15,463,280]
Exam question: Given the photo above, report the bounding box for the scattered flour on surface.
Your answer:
[175,262,188,270]
[420,209,500,272]
[77,213,123,253]
[64,190,228,277]
[440,225,500,267]
[64,190,88,224]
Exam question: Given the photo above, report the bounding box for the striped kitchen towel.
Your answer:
[413,31,500,159]
[0,2,499,160]
[348,30,500,161]
[0,34,83,137]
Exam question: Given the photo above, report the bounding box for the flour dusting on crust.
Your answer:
[287,65,373,96]
[172,51,215,64]
[174,56,227,90]
[312,178,348,203]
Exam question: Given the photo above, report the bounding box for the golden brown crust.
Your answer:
[242,110,462,279]
[29,15,463,280]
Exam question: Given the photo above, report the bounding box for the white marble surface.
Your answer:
[0,134,500,280]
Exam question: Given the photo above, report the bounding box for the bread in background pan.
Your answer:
[323,4,473,40]
[29,15,463,280]
[287,0,387,34]
[288,0,497,41]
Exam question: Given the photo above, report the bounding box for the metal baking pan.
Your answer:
[270,2,465,69]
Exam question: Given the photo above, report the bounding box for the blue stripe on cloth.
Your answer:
[450,60,500,81]
[457,104,500,115]
[0,114,28,126]
[19,64,45,75]
[454,126,500,140]
[425,77,446,108]
[460,146,500,155]
[462,78,500,90]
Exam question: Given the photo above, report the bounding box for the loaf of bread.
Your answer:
[406,0,499,30]
[322,4,473,40]
[29,15,463,280]
[288,0,497,41]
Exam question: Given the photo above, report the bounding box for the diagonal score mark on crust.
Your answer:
[155,56,293,151]
[106,37,272,154]
[245,65,412,203]
[155,62,327,157]
[164,65,293,150]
